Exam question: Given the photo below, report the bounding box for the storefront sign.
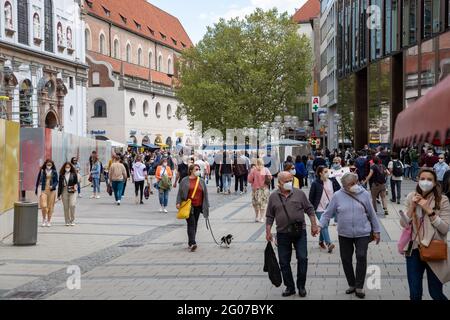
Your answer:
[91,130,106,135]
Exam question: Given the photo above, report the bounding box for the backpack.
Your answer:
[158,168,171,190]
[392,160,404,177]
[355,157,367,180]
[372,164,387,184]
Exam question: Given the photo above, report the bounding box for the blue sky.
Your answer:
[149,0,307,44]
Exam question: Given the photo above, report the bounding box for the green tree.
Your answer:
[176,8,312,132]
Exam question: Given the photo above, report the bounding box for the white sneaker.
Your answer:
[164,208,168,213]
[65,223,70,226]
[96,195,100,199]
[42,220,47,227]
[78,194,82,198]
[259,218,265,223]
[90,195,95,199]
[70,223,75,226]
[47,222,51,227]
[159,207,163,212]
[240,192,244,195]
[135,197,139,204]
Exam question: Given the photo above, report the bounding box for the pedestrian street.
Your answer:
[0,179,448,300]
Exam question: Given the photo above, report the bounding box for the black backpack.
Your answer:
[392,160,404,177]
[373,164,387,184]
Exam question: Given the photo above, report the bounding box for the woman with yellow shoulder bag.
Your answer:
[176,164,210,252]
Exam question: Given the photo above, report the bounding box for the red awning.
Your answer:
[393,75,450,147]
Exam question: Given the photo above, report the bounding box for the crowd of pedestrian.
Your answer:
[264,144,450,300]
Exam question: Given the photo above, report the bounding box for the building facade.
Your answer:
[293,0,321,141]
[319,0,339,149]
[83,0,192,147]
[0,0,88,136]
[336,0,450,150]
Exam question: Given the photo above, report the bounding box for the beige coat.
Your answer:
[401,192,450,283]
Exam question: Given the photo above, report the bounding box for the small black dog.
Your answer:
[220,234,233,248]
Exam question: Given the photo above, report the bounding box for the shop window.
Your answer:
[438,32,450,81]
[420,39,436,96]
[404,46,419,107]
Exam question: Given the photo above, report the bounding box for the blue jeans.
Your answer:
[111,181,124,201]
[77,182,81,194]
[222,174,232,192]
[308,171,315,186]
[406,249,448,300]
[411,162,419,180]
[277,230,308,291]
[390,179,402,202]
[92,178,100,193]
[404,165,411,179]
[316,212,331,245]
[159,189,169,207]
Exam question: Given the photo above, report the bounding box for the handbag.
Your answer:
[278,194,304,238]
[144,185,150,200]
[397,223,412,255]
[65,176,75,194]
[88,174,93,183]
[264,175,272,187]
[177,177,200,220]
[412,209,448,262]
[344,192,376,242]
[107,183,113,196]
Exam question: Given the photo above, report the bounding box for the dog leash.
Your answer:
[205,217,222,246]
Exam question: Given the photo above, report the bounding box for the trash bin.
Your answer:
[13,201,38,246]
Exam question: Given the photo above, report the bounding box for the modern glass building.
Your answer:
[336,0,450,149]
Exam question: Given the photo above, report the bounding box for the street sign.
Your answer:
[312,96,320,113]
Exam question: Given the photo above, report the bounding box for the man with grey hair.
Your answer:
[318,172,381,299]
[266,171,319,298]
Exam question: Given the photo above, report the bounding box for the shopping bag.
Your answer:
[107,183,113,196]
[144,186,150,200]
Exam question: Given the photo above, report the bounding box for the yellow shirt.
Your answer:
[293,176,300,189]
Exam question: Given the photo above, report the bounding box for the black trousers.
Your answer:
[134,181,145,201]
[235,175,244,192]
[215,167,223,191]
[244,174,248,187]
[187,206,202,246]
[339,236,370,289]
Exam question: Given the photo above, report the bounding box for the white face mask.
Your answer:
[283,182,293,191]
[194,171,201,177]
[349,185,361,194]
[46,165,52,169]
[65,168,71,172]
[419,180,434,193]
[290,169,296,175]
[439,159,444,163]
[428,153,433,157]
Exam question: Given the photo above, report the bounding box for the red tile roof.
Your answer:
[87,50,173,86]
[292,0,320,23]
[84,0,193,52]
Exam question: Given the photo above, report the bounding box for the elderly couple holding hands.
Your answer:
[266,166,450,300]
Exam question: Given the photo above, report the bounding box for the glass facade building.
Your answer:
[336,0,450,149]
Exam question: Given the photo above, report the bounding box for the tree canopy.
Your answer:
[176,8,313,132]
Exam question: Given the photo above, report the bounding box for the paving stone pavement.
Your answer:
[0,178,449,300]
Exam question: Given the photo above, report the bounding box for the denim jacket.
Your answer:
[35,169,58,193]
[90,162,101,179]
